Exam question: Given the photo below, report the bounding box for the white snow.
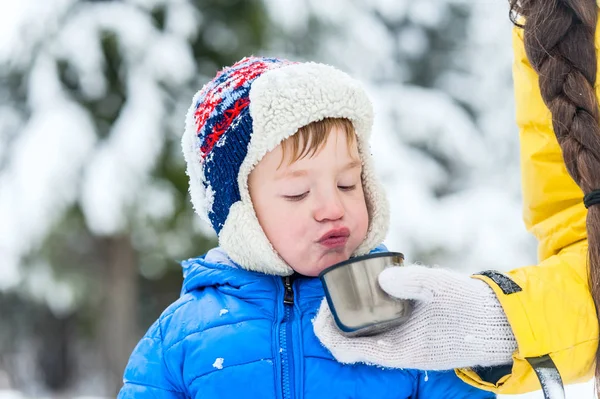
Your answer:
[407,1,444,28]
[23,263,77,316]
[0,0,76,65]
[0,0,196,290]
[212,358,224,370]
[0,75,96,289]
[498,379,594,399]
[535,367,566,399]
[0,1,595,398]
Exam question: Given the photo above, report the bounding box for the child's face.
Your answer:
[249,126,369,276]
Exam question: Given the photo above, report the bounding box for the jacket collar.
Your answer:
[180,245,388,301]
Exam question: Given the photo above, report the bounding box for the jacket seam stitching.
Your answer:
[160,296,195,322]
[187,358,268,385]
[539,216,586,258]
[163,317,268,352]
[542,337,599,357]
[158,319,185,394]
[122,380,185,394]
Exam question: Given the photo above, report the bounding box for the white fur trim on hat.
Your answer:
[219,62,390,275]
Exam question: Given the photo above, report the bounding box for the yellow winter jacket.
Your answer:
[455,26,599,394]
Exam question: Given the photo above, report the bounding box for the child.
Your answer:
[118,57,494,398]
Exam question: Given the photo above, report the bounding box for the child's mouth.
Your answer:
[318,227,350,249]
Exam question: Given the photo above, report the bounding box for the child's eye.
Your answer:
[338,185,356,191]
[283,192,309,201]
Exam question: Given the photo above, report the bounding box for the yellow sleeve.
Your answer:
[455,26,598,394]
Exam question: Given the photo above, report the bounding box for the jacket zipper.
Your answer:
[281,275,295,399]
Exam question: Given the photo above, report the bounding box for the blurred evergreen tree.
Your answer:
[0,0,275,395]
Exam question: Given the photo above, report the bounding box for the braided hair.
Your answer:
[510,0,600,393]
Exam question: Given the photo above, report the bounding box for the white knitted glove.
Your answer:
[313,265,517,370]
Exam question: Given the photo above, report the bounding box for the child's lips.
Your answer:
[318,227,350,249]
[319,236,349,249]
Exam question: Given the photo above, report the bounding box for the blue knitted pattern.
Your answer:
[190,57,295,233]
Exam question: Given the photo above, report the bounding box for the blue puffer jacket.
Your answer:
[119,247,495,399]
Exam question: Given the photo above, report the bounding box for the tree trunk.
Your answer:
[37,309,74,392]
[100,235,139,396]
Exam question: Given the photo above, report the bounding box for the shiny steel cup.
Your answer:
[319,252,412,337]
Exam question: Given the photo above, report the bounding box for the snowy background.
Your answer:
[0,0,594,397]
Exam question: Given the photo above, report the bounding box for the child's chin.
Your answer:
[320,251,351,270]
[293,250,352,276]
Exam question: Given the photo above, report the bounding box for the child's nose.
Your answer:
[314,192,345,222]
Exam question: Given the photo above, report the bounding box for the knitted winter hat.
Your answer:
[182,56,389,276]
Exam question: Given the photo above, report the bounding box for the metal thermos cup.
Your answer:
[319,252,412,337]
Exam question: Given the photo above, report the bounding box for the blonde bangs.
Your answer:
[280,118,357,166]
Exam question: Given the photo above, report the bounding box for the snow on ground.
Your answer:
[498,379,595,398]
